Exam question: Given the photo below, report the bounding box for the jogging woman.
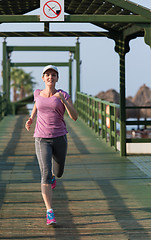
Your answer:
[25,65,78,225]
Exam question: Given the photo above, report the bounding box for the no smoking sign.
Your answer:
[40,0,64,21]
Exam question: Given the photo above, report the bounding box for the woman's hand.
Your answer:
[25,118,33,131]
[25,103,37,131]
[54,91,66,103]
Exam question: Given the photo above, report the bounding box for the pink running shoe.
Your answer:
[51,175,56,189]
[46,209,57,225]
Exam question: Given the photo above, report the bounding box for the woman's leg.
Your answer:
[41,184,52,210]
[35,138,53,210]
[52,135,68,178]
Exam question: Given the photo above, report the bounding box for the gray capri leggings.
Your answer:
[35,135,67,184]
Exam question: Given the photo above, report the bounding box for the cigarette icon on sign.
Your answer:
[43,0,62,18]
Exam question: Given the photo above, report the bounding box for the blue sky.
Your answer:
[0,0,151,100]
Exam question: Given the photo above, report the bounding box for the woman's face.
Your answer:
[42,69,58,87]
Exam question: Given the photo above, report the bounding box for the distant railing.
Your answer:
[0,92,7,121]
[76,92,120,151]
[12,94,34,115]
[126,106,151,143]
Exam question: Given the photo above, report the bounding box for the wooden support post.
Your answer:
[44,22,49,32]
[75,37,80,93]
[69,52,73,100]
[119,49,126,156]
[115,37,130,156]
[3,38,7,95]
[7,54,11,103]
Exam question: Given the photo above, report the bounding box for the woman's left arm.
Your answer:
[54,91,78,121]
[62,97,78,121]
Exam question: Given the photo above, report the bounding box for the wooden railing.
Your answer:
[76,92,120,151]
[76,92,151,155]
[12,94,34,115]
[126,106,151,143]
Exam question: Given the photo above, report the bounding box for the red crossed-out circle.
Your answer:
[43,0,62,19]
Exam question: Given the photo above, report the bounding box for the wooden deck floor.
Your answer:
[0,115,151,240]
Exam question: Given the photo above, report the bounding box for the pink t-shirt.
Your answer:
[34,89,70,138]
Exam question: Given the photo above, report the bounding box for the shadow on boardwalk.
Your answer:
[0,115,151,240]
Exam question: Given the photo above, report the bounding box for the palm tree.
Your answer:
[19,71,35,100]
[11,68,35,101]
[23,72,35,97]
[11,68,21,101]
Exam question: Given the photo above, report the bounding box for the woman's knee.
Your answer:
[54,168,64,178]
[41,170,52,184]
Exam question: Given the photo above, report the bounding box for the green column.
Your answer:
[3,38,7,95]
[115,37,129,156]
[44,22,49,32]
[7,53,11,103]
[75,37,80,93]
[69,52,73,100]
[119,49,126,156]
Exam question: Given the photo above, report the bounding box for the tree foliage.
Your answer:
[11,68,35,102]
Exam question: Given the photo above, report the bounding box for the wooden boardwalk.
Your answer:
[0,115,151,240]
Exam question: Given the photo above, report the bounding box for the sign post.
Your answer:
[40,0,64,21]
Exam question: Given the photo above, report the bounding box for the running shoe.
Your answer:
[51,175,56,189]
[46,209,57,225]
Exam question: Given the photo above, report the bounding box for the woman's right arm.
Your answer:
[25,103,37,131]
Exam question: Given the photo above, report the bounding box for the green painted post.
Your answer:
[0,94,2,120]
[44,22,49,32]
[114,107,117,151]
[75,37,80,93]
[119,51,126,156]
[101,102,104,138]
[104,104,107,142]
[85,94,88,123]
[7,54,11,103]
[95,101,99,134]
[114,37,129,156]
[109,105,112,146]
[3,38,7,95]
[69,53,72,100]
[6,54,11,114]
[117,39,126,156]
[89,97,92,128]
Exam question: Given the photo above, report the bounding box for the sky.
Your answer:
[0,0,151,100]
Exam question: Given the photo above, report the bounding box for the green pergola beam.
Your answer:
[65,15,151,23]
[0,32,110,38]
[0,15,151,23]
[11,62,69,67]
[8,46,75,53]
[0,15,40,22]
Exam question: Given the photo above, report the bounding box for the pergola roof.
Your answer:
[0,0,151,40]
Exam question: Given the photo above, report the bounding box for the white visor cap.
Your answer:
[42,65,59,75]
